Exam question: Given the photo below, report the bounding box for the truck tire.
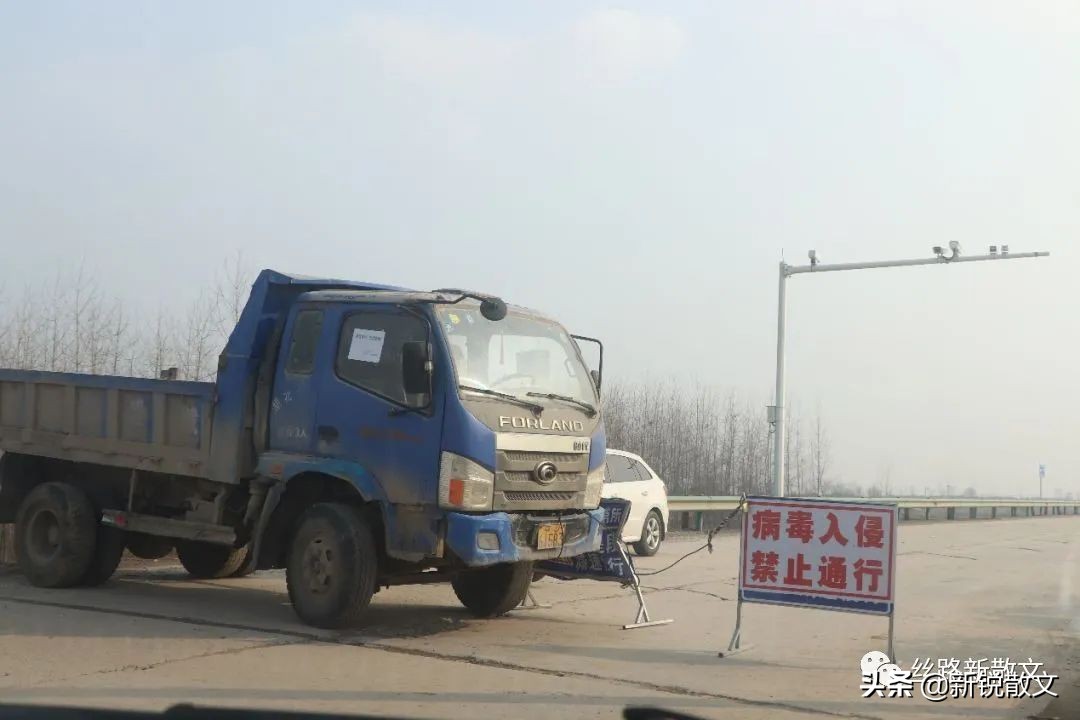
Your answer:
[633,510,664,557]
[230,545,256,577]
[81,526,127,586]
[452,561,533,618]
[286,503,377,629]
[14,482,97,588]
[176,540,247,579]
[126,533,174,560]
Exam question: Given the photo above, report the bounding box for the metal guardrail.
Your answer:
[668,496,1080,529]
[669,496,1080,511]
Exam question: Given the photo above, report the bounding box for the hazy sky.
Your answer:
[2,1,1077,496]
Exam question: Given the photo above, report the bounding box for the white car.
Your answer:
[601,449,669,556]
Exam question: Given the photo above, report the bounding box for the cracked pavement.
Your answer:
[1,515,1078,719]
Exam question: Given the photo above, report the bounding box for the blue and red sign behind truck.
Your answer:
[0,270,606,627]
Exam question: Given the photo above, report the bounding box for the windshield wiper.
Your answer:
[526,392,598,417]
[459,385,544,415]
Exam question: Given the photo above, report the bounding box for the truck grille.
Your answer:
[494,447,590,511]
[501,451,581,465]
[502,471,586,485]
[504,491,575,503]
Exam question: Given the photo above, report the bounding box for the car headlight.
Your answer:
[583,464,605,509]
[438,452,494,510]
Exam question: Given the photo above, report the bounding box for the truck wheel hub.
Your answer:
[305,539,334,593]
[27,509,62,563]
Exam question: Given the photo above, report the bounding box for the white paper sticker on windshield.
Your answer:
[347,328,385,363]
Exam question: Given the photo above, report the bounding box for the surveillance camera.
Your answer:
[949,240,962,253]
[932,246,944,256]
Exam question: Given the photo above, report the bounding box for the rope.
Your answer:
[634,494,747,577]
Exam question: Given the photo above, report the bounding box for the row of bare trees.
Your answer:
[0,254,254,382]
[1,260,854,497]
[602,379,844,497]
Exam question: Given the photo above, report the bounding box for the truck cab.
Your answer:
[240,276,606,625]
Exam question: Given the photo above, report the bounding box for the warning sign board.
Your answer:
[738,496,897,616]
[538,497,635,583]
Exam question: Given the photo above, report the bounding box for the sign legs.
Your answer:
[518,589,552,610]
[622,545,673,630]
[887,608,896,662]
[718,596,752,658]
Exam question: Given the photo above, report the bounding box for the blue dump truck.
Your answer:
[0,270,606,627]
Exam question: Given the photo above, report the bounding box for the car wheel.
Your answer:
[633,510,663,557]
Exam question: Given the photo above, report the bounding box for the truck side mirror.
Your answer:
[402,341,431,397]
[572,334,603,398]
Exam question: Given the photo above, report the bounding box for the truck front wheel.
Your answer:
[14,482,97,588]
[286,503,377,629]
[452,561,533,618]
[176,540,247,579]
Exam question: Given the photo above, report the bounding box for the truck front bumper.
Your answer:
[445,509,604,567]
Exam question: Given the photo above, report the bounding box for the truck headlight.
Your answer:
[583,464,605,509]
[438,452,494,510]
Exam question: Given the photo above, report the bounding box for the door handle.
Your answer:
[317,425,339,442]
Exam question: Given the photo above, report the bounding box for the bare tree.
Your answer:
[176,291,218,381]
[602,377,831,498]
[810,409,830,496]
[144,306,175,379]
[214,250,255,338]
[879,460,894,497]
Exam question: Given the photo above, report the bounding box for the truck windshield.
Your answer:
[435,304,597,408]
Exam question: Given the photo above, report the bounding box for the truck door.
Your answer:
[269,308,325,453]
[315,305,442,506]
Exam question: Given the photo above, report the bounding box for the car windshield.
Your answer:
[435,304,597,407]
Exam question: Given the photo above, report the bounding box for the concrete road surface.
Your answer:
[1,515,1078,720]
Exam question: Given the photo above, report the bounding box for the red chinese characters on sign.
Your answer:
[783,553,813,587]
[786,510,814,543]
[739,498,895,608]
[856,514,884,548]
[817,556,847,590]
[750,550,779,583]
[751,509,781,541]
[853,558,884,592]
[819,512,849,546]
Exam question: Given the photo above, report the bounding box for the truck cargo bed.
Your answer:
[0,369,215,479]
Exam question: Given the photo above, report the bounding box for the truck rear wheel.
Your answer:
[80,525,127,586]
[286,503,377,629]
[230,545,255,577]
[126,533,174,560]
[14,482,97,588]
[176,540,247,579]
[452,561,533,618]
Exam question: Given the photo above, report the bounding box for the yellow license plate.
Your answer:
[536,523,565,550]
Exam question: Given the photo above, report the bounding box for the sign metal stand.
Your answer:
[530,498,673,630]
[622,544,673,630]
[518,590,552,610]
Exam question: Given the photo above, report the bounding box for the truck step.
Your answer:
[102,509,237,546]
